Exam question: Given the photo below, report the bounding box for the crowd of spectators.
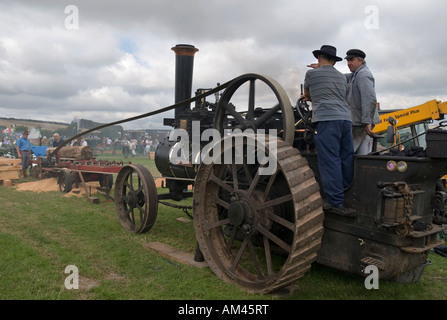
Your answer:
[92,135,161,157]
[0,136,14,147]
[0,131,164,158]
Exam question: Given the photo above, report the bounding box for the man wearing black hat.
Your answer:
[345,49,380,155]
[303,45,356,217]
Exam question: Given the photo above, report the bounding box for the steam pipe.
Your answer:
[171,44,199,120]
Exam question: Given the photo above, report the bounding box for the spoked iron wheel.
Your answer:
[193,134,324,293]
[114,164,158,234]
[213,73,295,144]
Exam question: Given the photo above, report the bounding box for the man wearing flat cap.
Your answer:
[303,45,356,217]
[345,49,380,155]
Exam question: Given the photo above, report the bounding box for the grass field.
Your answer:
[1,151,446,302]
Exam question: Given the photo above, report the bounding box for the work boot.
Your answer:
[323,202,357,218]
[22,169,27,178]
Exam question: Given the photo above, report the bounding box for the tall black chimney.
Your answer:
[171,44,199,120]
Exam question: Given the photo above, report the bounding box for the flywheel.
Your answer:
[193,133,324,293]
[213,73,295,144]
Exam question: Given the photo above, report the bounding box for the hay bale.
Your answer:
[46,146,94,160]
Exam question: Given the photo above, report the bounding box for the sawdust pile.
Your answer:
[15,178,59,192]
[15,178,100,197]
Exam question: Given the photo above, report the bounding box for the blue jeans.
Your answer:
[315,120,354,208]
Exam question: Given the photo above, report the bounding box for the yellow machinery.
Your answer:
[373,99,447,134]
[372,99,447,154]
[372,100,447,224]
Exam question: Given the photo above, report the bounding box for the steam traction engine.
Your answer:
[113,44,446,293]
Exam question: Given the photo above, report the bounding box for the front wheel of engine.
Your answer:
[114,164,158,234]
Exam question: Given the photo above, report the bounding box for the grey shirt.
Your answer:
[304,65,351,123]
[345,63,380,126]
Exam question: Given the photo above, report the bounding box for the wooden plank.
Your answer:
[88,196,100,204]
[0,166,21,172]
[0,171,20,180]
[142,242,208,269]
[0,179,12,186]
[176,217,191,223]
[0,158,22,166]
[154,177,165,188]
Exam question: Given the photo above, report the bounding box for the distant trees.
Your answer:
[55,119,124,140]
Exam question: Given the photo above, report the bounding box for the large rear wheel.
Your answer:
[193,134,324,293]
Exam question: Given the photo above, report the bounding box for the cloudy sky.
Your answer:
[0,0,446,131]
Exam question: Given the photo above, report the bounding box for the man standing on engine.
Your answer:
[303,45,356,217]
[345,49,380,155]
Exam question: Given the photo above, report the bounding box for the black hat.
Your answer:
[345,49,366,59]
[312,45,343,62]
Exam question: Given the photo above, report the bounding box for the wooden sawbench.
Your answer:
[0,158,22,181]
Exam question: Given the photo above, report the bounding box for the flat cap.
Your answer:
[345,49,366,59]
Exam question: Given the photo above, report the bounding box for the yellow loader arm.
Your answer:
[373,99,447,134]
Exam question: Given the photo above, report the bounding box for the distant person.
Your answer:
[344,49,380,155]
[16,130,31,178]
[52,133,64,147]
[79,137,87,146]
[129,139,137,157]
[72,137,87,146]
[121,136,130,158]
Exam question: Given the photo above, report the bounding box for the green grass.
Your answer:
[1,152,446,300]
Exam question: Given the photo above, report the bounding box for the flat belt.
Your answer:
[48,79,232,158]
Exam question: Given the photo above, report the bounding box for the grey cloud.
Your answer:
[1,0,447,130]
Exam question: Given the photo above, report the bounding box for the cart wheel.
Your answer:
[58,169,73,193]
[114,164,158,234]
